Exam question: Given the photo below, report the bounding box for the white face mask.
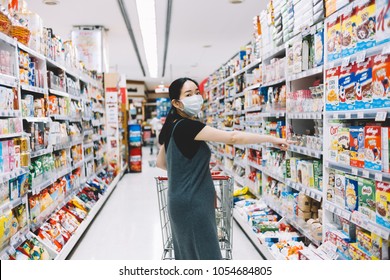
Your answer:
[180,94,203,117]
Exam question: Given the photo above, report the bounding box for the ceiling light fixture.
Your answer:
[229,0,245,4]
[203,45,212,48]
[136,0,158,78]
[42,0,60,5]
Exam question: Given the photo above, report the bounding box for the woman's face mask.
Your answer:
[179,94,203,117]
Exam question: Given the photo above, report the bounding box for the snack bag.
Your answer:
[356,0,376,51]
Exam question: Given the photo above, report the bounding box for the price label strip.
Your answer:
[375,111,387,122]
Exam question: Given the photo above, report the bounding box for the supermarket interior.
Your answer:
[0,0,390,262]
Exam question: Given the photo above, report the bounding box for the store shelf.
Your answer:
[50,114,71,121]
[243,82,262,92]
[70,137,83,146]
[247,144,263,151]
[259,165,286,184]
[46,58,65,70]
[289,145,322,159]
[287,112,322,120]
[264,198,322,247]
[247,160,263,171]
[285,179,322,202]
[234,158,247,169]
[53,142,70,151]
[24,117,50,122]
[325,109,390,120]
[92,107,105,114]
[20,84,47,95]
[0,110,21,118]
[287,66,323,81]
[232,124,245,130]
[18,43,45,60]
[262,44,286,61]
[83,142,94,150]
[55,169,125,260]
[0,195,27,215]
[0,31,17,46]
[262,77,286,88]
[234,175,246,187]
[49,88,69,98]
[224,153,234,160]
[71,160,84,170]
[31,177,53,195]
[31,147,52,158]
[92,135,103,141]
[326,42,390,69]
[326,161,390,184]
[0,132,23,140]
[245,179,261,199]
[259,111,286,118]
[0,73,17,88]
[233,58,262,78]
[84,154,94,162]
[244,106,262,113]
[83,129,93,136]
[324,201,390,240]
[233,208,276,260]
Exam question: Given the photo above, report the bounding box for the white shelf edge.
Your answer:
[287,66,323,82]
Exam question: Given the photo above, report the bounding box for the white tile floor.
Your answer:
[69,147,263,260]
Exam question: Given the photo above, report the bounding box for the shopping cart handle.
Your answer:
[156,175,230,181]
[156,176,168,181]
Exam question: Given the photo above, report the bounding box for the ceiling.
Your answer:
[27,0,267,91]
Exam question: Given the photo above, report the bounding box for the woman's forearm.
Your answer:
[231,131,276,145]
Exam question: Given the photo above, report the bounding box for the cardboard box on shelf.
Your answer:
[326,67,340,111]
[349,126,365,168]
[364,125,382,171]
[376,181,390,229]
[358,177,376,221]
[335,171,346,208]
[345,174,359,212]
[327,169,336,203]
[338,127,351,165]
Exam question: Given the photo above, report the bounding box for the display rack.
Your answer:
[0,18,124,259]
[205,0,390,260]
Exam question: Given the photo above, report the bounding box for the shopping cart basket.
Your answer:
[155,175,234,260]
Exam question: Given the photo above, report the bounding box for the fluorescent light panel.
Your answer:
[136,0,158,78]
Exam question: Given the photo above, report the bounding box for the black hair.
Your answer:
[158,77,199,145]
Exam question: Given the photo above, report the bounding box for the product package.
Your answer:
[335,171,346,208]
[355,0,376,51]
[355,57,373,109]
[376,0,390,45]
[364,125,382,171]
[376,181,390,229]
[358,177,376,221]
[345,174,359,212]
[327,15,342,61]
[341,6,357,57]
[326,67,340,111]
[349,126,365,168]
[372,54,390,108]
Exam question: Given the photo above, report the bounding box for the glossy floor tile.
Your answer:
[69,147,263,260]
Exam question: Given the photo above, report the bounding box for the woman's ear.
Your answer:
[172,99,183,110]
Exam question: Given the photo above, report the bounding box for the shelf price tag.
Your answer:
[382,44,390,55]
[375,173,383,182]
[375,111,387,122]
[352,168,358,175]
[345,112,351,119]
[363,170,370,178]
[356,51,366,63]
[358,112,364,119]
[333,113,338,119]
[342,57,351,67]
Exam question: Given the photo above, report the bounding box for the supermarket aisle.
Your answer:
[69,147,262,260]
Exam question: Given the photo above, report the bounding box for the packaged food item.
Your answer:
[341,6,357,57]
[37,222,65,252]
[372,54,390,108]
[376,0,390,45]
[371,232,389,260]
[349,126,365,168]
[327,169,336,203]
[329,122,345,162]
[327,15,342,61]
[28,195,41,221]
[29,237,51,260]
[325,67,340,111]
[355,57,373,109]
[345,175,359,211]
[0,181,9,206]
[335,171,346,208]
[376,181,390,229]
[382,127,390,173]
[358,178,376,221]
[18,173,30,197]
[355,0,376,51]
[364,125,382,171]
[340,217,356,239]
[314,27,324,67]
[337,127,351,165]
[13,203,27,229]
[356,227,372,254]
[8,178,19,201]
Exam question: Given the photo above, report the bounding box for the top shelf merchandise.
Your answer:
[205,0,390,260]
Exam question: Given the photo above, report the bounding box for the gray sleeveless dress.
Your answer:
[166,120,222,260]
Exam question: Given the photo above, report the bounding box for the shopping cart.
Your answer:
[155,174,234,260]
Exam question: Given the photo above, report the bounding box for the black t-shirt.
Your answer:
[164,118,206,159]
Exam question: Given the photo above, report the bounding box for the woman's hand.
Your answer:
[271,137,295,151]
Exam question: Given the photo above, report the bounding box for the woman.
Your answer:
[156,77,292,260]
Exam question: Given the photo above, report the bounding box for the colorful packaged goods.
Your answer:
[355,57,373,109]
[345,174,359,212]
[358,178,376,221]
[372,54,390,108]
[327,14,342,61]
[349,126,365,168]
[341,6,356,57]
[376,0,390,45]
[326,67,340,111]
[364,125,382,171]
[376,181,390,229]
[355,0,376,51]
